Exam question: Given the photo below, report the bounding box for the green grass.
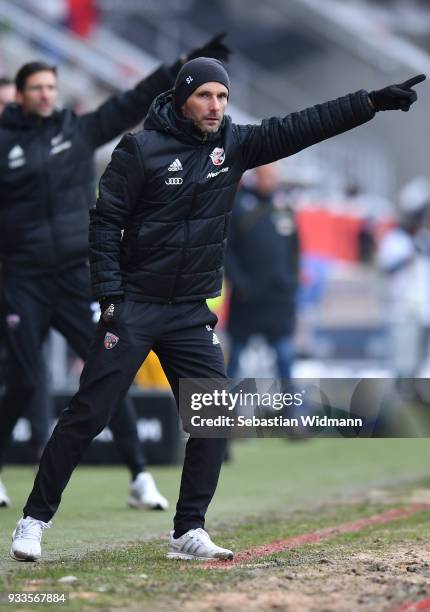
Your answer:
[1,504,429,610]
[1,438,430,609]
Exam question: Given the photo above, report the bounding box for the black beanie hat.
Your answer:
[174,57,230,108]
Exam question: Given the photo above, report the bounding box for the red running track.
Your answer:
[204,504,430,569]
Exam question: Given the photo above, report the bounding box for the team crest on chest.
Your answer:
[209,147,225,166]
[104,332,119,349]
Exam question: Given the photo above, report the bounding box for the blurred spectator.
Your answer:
[0,76,53,464]
[378,176,430,377]
[26,0,98,37]
[0,78,15,116]
[67,0,98,37]
[343,183,377,264]
[225,163,300,378]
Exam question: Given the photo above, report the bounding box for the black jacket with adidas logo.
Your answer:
[0,66,175,276]
[89,88,375,303]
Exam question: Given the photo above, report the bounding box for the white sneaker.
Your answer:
[167,528,234,561]
[128,472,169,510]
[0,478,10,507]
[10,516,51,561]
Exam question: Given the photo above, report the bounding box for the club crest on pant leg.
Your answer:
[104,332,119,349]
[6,314,21,329]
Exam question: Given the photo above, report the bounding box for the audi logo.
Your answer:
[165,177,183,185]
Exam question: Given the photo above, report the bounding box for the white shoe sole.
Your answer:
[167,551,233,561]
[10,548,40,562]
[127,496,168,511]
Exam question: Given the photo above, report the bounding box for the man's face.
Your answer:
[181,82,228,134]
[16,71,57,118]
[0,83,16,116]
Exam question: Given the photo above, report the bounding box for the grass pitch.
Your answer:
[1,438,430,610]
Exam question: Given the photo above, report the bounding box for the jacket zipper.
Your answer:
[168,141,205,303]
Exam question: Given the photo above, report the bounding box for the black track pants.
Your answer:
[0,267,144,478]
[24,300,227,534]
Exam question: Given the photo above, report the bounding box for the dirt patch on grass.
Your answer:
[180,543,430,612]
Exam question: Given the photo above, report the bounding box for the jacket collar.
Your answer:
[144,90,227,145]
[0,103,63,130]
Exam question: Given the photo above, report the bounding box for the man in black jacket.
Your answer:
[0,35,229,512]
[226,162,300,379]
[0,74,56,485]
[10,58,425,561]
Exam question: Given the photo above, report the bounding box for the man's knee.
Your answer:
[58,397,111,439]
[186,436,228,459]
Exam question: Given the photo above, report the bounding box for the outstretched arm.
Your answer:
[78,67,174,149]
[89,134,144,300]
[79,33,231,149]
[237,74,426,171]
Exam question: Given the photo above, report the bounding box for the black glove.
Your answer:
[369,74,426,112]
[187,33,230,63]
[99,296,123,325]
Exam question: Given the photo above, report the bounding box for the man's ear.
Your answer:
[16,91,24,105]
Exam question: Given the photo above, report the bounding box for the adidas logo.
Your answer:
[51,133,63,146]
[212,332,220,345]
[8,145,24,160]
[8,144,25,169]
[168,158,183,172]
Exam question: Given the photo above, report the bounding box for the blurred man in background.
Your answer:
[0,76,54,490]
[0,34,230,511]
[378,177,430,379]
[226,163,300,379]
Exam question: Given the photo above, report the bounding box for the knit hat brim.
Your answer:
[174,57,230,108]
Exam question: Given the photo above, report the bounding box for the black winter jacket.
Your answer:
[0,65,174,275]
[89,88,375,302]
[225,185,299,339]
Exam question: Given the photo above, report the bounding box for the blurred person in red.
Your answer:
[225,163,300,379]
[0,35,230,510]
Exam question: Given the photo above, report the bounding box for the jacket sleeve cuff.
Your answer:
[350,89,376,120]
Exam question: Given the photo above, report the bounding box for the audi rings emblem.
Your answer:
[165,177,183,185]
